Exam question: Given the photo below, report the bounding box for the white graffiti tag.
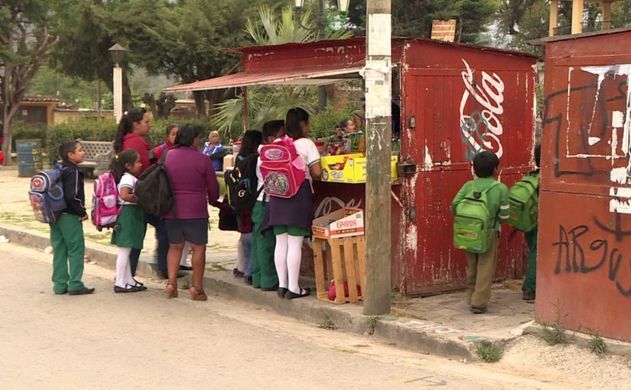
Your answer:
[459,59,505,159]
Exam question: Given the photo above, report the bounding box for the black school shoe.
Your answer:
[286,288,311,300]
[522,290,536,301]
[114,284,145,293]
[68,287,95,295]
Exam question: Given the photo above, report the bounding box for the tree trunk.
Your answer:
[193,91,207,118]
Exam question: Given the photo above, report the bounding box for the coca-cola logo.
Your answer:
[459,59,505,160]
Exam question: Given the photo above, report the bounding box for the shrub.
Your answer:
[588,334,607,356]
[475,340,503,362]
[12,122,48,150]
[44,117,221,163]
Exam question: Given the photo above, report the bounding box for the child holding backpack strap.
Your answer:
[264,108,321,299]
[110,150,147,293]
[451,151,509,314]
[49,141,94,296]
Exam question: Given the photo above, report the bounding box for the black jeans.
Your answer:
[130,213,169,276]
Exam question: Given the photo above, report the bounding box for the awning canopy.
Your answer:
[164,67,363,93]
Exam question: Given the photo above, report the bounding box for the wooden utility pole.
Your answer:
[363,0,392,315]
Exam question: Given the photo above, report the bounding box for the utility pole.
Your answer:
[363,0,392,315]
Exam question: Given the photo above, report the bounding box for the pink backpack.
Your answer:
[91,171,121,231]
[260,136,307,198]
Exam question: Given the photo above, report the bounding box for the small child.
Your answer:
[251,120,284,290]
[150,124,179,163]
[522,144,541,301]
[110,149,147,293]
[202,130,225,171]
[50,140,94,295]
[234,130,263,284]
[451,151,509,314]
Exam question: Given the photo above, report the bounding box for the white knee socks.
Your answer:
[287,235,304,294]
[115,247,134,288]
[274,233,289,289]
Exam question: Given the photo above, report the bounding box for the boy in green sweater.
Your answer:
[522,144,541,301]
[451,151,509,314]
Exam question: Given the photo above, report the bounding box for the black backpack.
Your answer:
[225,154,261,213]
[135,152,175,216]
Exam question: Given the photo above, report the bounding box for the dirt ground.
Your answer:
[2,242,630,390]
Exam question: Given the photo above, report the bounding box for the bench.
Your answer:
[78,140,113,177]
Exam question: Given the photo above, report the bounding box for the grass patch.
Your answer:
[475,340,503,363]
[366,315,380,335]
[541,301,569,346]
[588,334,607,356]
[318,315,338,331]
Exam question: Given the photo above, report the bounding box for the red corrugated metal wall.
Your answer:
[399,41,537,295]
[537,30,631,342]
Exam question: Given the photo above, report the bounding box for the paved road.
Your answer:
[0,243,600,389]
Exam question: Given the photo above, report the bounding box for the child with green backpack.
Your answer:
[451,151,510,314]
[508,144,540,302]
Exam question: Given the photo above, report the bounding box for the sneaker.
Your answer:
[68,287,95,295]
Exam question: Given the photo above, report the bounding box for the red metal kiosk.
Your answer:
[166,37,538,296]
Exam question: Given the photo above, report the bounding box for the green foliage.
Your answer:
[45,119,117,164]
[318,315,338,330]
[475,340,503,362]
[42,117,219,164]
[588,335,607,357]
[12,122,47,150]
[310,102,360,140]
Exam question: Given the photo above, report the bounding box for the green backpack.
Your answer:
[453,182,499,254]
[508,174,539,232]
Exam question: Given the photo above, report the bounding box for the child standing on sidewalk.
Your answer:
[110,150,147,293]
[451,151,509,314]
[251,120,284,291]
[50,141,94,295]
[522,144,541,301]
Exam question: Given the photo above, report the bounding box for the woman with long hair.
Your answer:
[265,108,321,299]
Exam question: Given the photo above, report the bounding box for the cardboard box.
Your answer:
[312,207,365,239]
[320,154,398,183]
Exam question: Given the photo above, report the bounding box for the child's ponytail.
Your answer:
[109,149,139,184]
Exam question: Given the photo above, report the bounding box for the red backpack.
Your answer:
[260,136,307,198]
[91,171,121,231]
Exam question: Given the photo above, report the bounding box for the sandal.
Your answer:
[166,283,178,299]
[190,287,208,301]
[286,287,311,300]
[132,278,144,287]
[277,287,288,298]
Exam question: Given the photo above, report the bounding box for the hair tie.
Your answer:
[123,111,128,116]
[115,154,119,161]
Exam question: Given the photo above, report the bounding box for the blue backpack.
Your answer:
[28,166,67,224]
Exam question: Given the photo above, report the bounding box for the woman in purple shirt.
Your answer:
[164,124,219,300]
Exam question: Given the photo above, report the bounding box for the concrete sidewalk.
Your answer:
[2,168,629,361]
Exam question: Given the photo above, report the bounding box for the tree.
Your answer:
[51,0,139,112]
[211,4,353,134]
[348,0,498,43]
[0,0,59,164]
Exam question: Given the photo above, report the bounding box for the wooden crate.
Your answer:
[312,236,366,304]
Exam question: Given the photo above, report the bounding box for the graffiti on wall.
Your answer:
[459,59,506,160]
[553,224,631,297]
[544,64,631,213]
[544,64,631,297]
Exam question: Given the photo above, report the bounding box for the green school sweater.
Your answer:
[450,177,510,230]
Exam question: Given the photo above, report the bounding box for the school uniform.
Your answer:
[251,146,278,289]
[50,161,87,294]
[122,133,169,276]
[522,171,540,296]
[111,173,146,249]
[451,177,510,309]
